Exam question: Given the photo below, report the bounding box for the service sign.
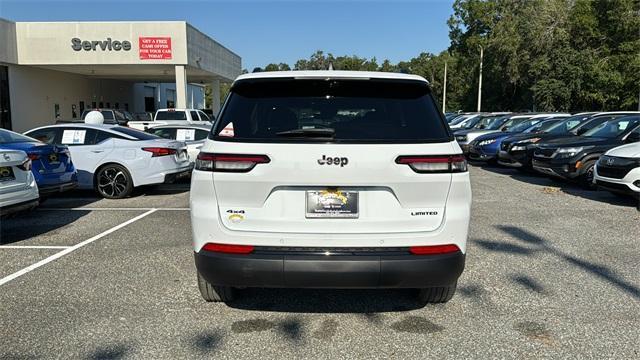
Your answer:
[139,37,172,60]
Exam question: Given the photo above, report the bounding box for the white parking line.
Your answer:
[0,246,71,249]
[0,208,157,287]
[38,207,189,211]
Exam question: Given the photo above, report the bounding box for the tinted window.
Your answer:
[194,129,209,140]
[147,128,177,139]
[190,111,200,121]
[25,128,60,144]
[156,111,187,120]
[95,130,114,144]
[198,111,211,121]
[0,129,38,144]
[213,79,449,143]
[59,128,98,146]
[509,119,539,133]
[111,127,161,140]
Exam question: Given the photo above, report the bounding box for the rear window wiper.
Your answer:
[276,128,335,138]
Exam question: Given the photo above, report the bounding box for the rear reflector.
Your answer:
[396,155,467,173]
[202,243,255,254]
[195,153,270,172]
[409,244,460,255]
[142,147,177,157]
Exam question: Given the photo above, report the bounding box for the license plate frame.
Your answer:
[306,189,359,219]
[0,166,16,182]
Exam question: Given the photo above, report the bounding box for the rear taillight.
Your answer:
[195,153,270,172]
[17,159,32,171]
[395,155,467,173]
[410,244,460,255]
[27,153,40,160]
[202,243,255,254]
[142,147,177,157]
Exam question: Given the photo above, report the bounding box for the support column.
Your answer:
[210,79,221,114]
[175,65,187,109]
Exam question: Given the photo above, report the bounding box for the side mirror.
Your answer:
[625,132,640,143]
[502,127,509,132]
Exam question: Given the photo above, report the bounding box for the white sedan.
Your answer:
[0,149,39,216]
[25,124,192,199]
[145,124,211,163]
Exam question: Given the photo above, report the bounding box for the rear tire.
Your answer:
[197,272,236,303]
[95,164,133,199]
[417,282,457,304]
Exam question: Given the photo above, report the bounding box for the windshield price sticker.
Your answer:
[176,129,196,141]
[61,130,87,144]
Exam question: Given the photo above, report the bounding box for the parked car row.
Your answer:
[448,111,640,200]
[0,111,211,216]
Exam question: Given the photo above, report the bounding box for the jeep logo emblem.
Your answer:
[317,155,349,167]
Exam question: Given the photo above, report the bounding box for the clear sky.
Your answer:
[0,0,455,70]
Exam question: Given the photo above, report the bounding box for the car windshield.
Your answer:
[461,116,483,129]
[0,129,38,144]
[508,119,539,133]
[524,119,562,133]
[213,78,450,143]
[111,127,161,140]
[475,116,508,130]
[545,115,590,134]
[449,114,473,125]
[156,111,187,120]
[582,116,640,138]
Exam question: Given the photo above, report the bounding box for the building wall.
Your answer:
[0,18,18,64]
[8,65,133,132]
[186,24,241,81]
[14,21,188,65]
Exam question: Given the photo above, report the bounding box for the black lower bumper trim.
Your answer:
[38,181,77,195]
[0,198,39,216]
[194,248,465,289]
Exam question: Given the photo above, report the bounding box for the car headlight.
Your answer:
[514,137,542,145]
[552,146,587,158]
[477,139,497,146]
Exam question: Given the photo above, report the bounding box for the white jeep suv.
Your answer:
[190,71,472,304]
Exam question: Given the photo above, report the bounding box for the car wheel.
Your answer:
[95,164,133,199]
[580,161,596,189]
[417,282,457,304]
[197,272,236,303]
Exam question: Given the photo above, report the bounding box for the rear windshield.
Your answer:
[156,111,187,121]
[111,127,161,141]
[212,79,450,143]
[0,129,37,144]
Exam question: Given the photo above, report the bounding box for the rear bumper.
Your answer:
[163,168,192,183]
[194,249,465,289]
[0,198,39,216]
[38,181,77,195]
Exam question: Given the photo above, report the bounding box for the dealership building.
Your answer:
[0,19,241,132]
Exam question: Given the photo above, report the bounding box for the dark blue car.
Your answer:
[468,118,565,162]
[0,129,77,195]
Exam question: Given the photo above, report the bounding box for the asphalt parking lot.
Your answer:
[1,165,638,359]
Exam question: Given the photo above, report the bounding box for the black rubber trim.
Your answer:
[194,249,465,289]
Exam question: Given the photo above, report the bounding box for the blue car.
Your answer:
[0,128,77,195]
[468,118,565,163]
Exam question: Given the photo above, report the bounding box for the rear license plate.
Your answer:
[0,166,15,182]
[306,189,358,218]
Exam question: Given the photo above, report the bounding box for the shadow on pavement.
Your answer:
[226,288,424,313]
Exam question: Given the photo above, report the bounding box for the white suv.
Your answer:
[190,71,472,304]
